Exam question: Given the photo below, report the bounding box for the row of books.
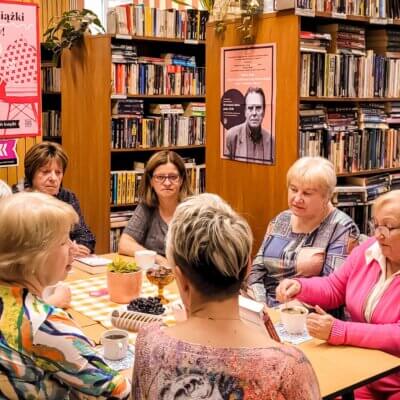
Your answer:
[112,115,205,149]
[300,50,400,98]
[111,102,206,149]
[112,62,205,96]
[110,227,124,252]
[107,4,208,41]
[333,173,400,233]
[42,110,61,137]
[110,162,205,206]
[41,66,61,92]
[289,0,400,18]
[299,104,400,173]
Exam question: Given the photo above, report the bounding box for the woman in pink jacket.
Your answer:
[276,189,400,400]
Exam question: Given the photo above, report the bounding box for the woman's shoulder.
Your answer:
[329,207,358,227]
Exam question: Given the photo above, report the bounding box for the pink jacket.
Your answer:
[296,237,400,357]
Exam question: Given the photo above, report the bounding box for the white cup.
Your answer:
[134,250,156,270]
[101,329,129,360]
[280,305,308,335]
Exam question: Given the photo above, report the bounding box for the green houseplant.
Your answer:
[107,256,142,304]
[43,8,105,64]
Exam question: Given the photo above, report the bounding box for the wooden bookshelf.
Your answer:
[111,145,205,153]
[337,167,400,177]
[62,35,206,253]
[112,34,206,45]
[206,10,400,247]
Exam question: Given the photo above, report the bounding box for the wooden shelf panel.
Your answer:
[300,97,400,102]
[111,94,206,100]
[337,167,400,177]
[111,145,205,153]
[111,34,205,45]
[111,203,137,209]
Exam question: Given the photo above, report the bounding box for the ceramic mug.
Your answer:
[101,329,129,360]
[134,250,156,270]
[280,305,308,335]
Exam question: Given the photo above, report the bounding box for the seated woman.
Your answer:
[276,189,400,400]
[247,156,360,313]
[14,141,95,256]
[132,193,320,399]
[119,150,192,267]
[0,192,130,399]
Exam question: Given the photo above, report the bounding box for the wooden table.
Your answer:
[67,261,400,400]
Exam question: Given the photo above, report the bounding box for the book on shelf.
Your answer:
[107,4,208,41]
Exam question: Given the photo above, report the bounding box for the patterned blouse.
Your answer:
[247,208,360,307]
[0,285,130,399]
[132,324,320,400]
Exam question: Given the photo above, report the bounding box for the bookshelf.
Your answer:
[62,33,206,253]
[206,11,400,250]
[41,44,62,143]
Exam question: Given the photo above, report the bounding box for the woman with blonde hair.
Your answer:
[132,193,320,399]
[119,150,192,266]
[276,189,400,399]
[0,192,130,399]
[248,156,360,315]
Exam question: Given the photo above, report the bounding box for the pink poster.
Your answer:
[0,1,40,138]
[220,44,276,165]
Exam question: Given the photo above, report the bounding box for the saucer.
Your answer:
[96,344,135,371]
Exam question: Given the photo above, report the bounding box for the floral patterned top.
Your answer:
[0,285,130,399]
[132,324,320,400]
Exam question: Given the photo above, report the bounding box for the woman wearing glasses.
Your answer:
[276,190,400,399]
[119,150,192,267]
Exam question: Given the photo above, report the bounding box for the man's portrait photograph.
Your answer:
[220,44,276,165]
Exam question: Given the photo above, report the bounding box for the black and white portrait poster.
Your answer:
[220,44,276,165]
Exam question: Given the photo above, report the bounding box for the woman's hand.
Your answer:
[306,305,334,341]
[276,279,301,303]
[156,254,170,268]
[71,241,91,257]
[45,284,72,309]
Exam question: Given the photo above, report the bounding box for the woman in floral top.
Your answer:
[247,157,360,312]
[132,193,320,399]
[0,192,130,399]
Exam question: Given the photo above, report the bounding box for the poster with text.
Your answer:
[0,138,18,167]
[221,44,276,165]
[0,1,41,138]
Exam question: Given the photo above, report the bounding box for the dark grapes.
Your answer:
[127,296,165,315]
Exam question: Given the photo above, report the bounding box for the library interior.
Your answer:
[0,0,399,399]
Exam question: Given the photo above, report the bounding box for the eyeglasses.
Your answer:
[368,220,400,238]
[152,174,180,184]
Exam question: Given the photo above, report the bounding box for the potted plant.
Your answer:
[107,256,142,304]
[43,9,105,65]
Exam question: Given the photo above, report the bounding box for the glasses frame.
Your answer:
[368,220,400,238]
[152,174,181,184]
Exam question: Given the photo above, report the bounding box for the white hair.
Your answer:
[0,180,12,198]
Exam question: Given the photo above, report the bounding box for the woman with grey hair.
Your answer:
[0,192,130,399]
[276,190,400,399]
[132,193,320,399]
[247,156,360,316]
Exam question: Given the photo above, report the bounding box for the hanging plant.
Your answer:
[43,9,105,64]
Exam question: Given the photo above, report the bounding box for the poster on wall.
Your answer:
[0,1,41,138]
[0,138,18,167]
[220,44,276,165]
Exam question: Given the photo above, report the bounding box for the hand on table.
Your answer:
[306,305,335,341]
[71,241,91,258]
[276,279,301,303]
[44,284,72,309]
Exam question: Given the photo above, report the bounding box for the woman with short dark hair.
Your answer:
[15,141,95,256]
[132,193,320,399]
[118,150,192,267]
